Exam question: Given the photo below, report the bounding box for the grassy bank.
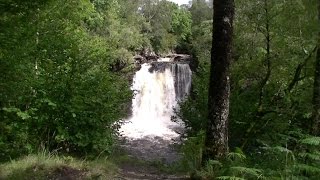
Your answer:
[0,150,189,180]
[0,151,118,180]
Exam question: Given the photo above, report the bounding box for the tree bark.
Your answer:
[204,0,234,160]
[311,0,320,136]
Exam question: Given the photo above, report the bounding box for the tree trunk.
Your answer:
[204,0,235,160]
[311,0,320,136]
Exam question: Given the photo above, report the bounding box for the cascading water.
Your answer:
[120,58,192,140]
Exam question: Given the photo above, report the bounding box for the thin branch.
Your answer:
[287,46,317,92]
[258,0,271,109]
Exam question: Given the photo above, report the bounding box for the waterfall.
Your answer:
[172,63,192,101]
[120,58,192,140]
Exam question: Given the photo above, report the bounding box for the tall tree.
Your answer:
[312,0,320,135]
[204,0,235,160]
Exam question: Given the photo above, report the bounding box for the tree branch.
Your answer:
[287,46,317,92]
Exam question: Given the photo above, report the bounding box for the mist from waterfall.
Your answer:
[120,59,192,140]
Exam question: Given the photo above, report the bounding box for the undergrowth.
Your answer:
[0,150,118,180]
[181,130,320,180]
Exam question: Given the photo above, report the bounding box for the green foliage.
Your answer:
[196,150,264,180]
[0,0,132,161]
[171,7,192,41]
[181,131,205,171]
[189,0,212,26]
[0,0,193,163]
[138,0,193,54]
[1,0,320,179]
[181,132,265,179]
[300,136,320,146]
[176,19,211,136]
[230,0,318,148]
[256,133,320,179]
[177,0,320,179]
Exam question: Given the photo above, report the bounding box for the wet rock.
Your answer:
[165,54,192,62]
[119,136,182,164]
[134,53,192,71]
[148,62,171,73]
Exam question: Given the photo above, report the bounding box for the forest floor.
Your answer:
[0,136,189,180]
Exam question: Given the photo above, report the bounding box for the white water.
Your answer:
[120,59,192,140]
[158,57,172,62]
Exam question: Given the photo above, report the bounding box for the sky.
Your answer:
[168,0,190,5]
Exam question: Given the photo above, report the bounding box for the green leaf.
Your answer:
[300,137,320,146]
[2,107,20,113]
[17,111,31,120]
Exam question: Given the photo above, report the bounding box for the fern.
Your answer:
[287,130,305,139]
[298,151,320,161]
[230,166,264,178]
[295,163,320,174]
[300,137,320,146]
[181,131,205,170]
[207,159,223,167]
[263,145,296,164]
[270,146,293,154]
[227,151,246,162]
[217,176,245,180]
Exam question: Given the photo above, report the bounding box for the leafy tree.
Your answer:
[171,7,192,41]
[138,0,192,54]
[189,0,212,26]
[0,0,132,160]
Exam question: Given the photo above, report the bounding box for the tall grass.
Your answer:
[0,150,118,180]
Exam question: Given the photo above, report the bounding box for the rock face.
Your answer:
[165,54,192,62]
[134,53,192,71]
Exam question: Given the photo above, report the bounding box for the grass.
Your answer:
[0,151,118,180]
